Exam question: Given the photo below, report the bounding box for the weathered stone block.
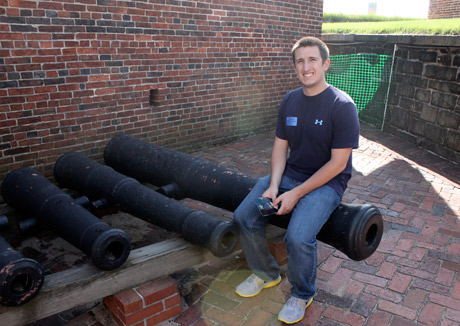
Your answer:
[408,117,426,136]
[395,73,410,84]
[409,50,438,63]
[399,97,414,111]
[397,49,409,60]
[410,76,428,89]
[428,80,460,95]
[408,107,422,118]
[453,55,460,67]
[396,84,415,98]
[415,89,431,103]
[446,130,460,152]
[389,94,400,106]
[420,104,438,123]
[400,60,424,75]
[425,65,457,81]
[431,91,457,110]
[437,110,460,129]
[425,124,446,144]
[389,106,408,129]
[437,54,452,66]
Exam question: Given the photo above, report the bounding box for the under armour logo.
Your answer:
[315,119,323,125]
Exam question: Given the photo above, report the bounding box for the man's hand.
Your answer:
[262,185,278,203]
[273,189,300,215]
[269,147,353,215]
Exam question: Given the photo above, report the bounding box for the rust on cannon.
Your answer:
[0,236,44,306]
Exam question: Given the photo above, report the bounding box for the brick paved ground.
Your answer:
[45,127,459,326]
[170,127,460,326]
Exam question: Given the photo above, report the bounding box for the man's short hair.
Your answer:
[291,36,330,64]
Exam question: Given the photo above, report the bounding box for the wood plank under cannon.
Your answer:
[0,225,285,326]
[0,238,210,326]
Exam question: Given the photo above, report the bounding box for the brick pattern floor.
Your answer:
[172,128,460,326]
[37,128,460,326]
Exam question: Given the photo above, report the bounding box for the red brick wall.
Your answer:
[428,0,460,18]
[104,277,181,326]
[0,0,323,181]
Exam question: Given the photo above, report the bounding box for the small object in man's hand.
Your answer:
[254,196,278,216]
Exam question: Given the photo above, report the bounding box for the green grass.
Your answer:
[323,13,418,23]
[322,18,460,35]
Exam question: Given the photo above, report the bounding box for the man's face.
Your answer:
[293,45,330,95]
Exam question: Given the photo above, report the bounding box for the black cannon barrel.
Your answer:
[54,152,239,258]
[104,134,255,211]
[1,168,131,271]
[0,236,44,306]
[104,134,383,261]
[269,203,382,262]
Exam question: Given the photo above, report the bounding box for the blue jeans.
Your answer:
[234,175,340,300]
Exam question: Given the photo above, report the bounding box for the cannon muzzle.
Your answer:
[54,152,239,257]
[270,203,382,261]
[0,236,44,306]
[104,135,383,261]
[1,168,131,270]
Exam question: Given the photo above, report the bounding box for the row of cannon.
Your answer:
[0,135,383,307]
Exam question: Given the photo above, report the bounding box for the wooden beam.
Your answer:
[0,224,285,326]
[0,238,210,326]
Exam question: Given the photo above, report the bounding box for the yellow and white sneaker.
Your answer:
[235,273,281,297]
[278,296,313,324]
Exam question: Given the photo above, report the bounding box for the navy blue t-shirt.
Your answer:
[275,85,360,198]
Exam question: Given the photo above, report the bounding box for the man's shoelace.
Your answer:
[285,297,304,309]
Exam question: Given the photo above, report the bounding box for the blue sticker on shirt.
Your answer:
[286,117,297,126]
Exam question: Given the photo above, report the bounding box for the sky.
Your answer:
[323,0,430,18]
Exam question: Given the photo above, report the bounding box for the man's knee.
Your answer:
[285,231,316,251]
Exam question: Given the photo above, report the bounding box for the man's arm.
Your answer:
[273,147,352,215]
[262,137,289,202]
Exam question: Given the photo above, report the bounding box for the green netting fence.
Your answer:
[326,53,395,129]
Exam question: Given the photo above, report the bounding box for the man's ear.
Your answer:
[323,58,330,71]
